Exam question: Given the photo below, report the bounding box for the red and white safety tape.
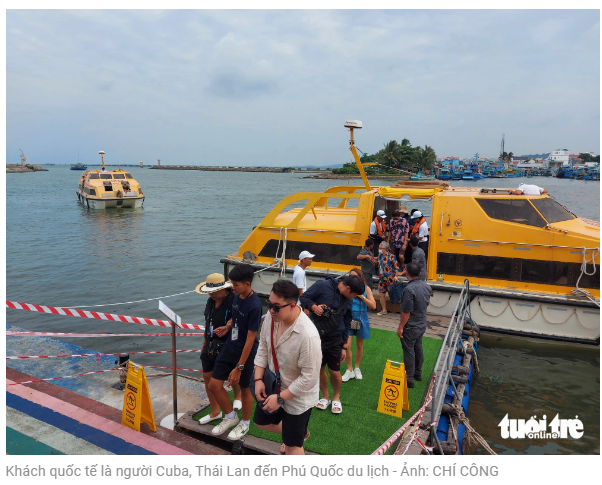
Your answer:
[372,376,436,456]
[137,365,204,373]
[6,368,121,386]
[6,331,203,338]
[6,300,205,331]
[6,349,202,360]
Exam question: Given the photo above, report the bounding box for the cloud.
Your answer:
[207,69,278,99]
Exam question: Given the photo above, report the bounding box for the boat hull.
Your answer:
[77,191,144,209]
[222,260,600,345]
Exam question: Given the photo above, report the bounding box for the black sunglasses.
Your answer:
[267,301,294,313]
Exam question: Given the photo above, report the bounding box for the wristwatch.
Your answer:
[236,364,244,371]
[277,395,285,405]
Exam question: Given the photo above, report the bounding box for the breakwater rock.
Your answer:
[6,164,48,173]
[150,165,293,173]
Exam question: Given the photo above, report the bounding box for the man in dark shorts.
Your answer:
[207,264,261,440]
[300,275,364,414]
[253,280,322,455]
[196,273,241,425]
[397,262,433,388]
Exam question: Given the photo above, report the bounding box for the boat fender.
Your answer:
[116,190,123,198]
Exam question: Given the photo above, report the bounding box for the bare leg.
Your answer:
[329,367,342,409]
[203,372,222,417]
[240,387,253,421]
[379,292,387,313]
[256,422,282,434]
[319,365,329,401]
[208,378,233,415]
[355,338,364,369]
[285,445,305,455]
[345,336,354,371]
[232,383,242,403]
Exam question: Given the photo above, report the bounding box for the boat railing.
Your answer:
[429,278,471,455]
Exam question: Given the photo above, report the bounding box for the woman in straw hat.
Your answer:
[196,273,242,424]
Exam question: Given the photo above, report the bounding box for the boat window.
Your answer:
[476,198,546,227]
[531,198,575,223]
[100,174,112,179]
[84,187,89,195]
[89,173,100,179]
[125,173,133,179]
[113,173,125,179]
[259,239,360,266]
[437,252,600,289]
[89,188,96,196]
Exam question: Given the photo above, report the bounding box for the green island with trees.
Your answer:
[331,138,437,175]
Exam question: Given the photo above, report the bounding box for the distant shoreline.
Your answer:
[304,174,411,180]
[6,164,48,173]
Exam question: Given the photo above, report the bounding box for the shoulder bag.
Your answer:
[250,317,281,415]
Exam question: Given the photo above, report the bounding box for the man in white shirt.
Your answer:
[369,210,388,249]
[410,210,429,261]
[293,251,314,299]
[253,279,322,455]
[509,184,548,196]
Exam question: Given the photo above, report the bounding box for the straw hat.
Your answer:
[195,273,232,294]
[398,205,409,214]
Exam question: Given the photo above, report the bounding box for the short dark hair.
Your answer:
[409,235,419,247]
[410,209,418,215]
[342,275,365,295]
[365,238,374,247]
[406,262,421,278]
[228,264,255,283]
[271,279,299,303]
[392,210,400,218]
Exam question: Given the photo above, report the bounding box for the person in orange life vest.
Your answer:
[369,210,388,249]
[410,211,429,262]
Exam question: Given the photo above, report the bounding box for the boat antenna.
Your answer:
[99,150,105,169]
[344,120,371,191]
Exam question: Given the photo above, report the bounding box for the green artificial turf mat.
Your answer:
[193,327,442,455]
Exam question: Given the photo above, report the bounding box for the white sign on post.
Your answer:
[158,300,182,328]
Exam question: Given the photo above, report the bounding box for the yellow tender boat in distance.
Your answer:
[76,151,145,209]
[221,121,600,344]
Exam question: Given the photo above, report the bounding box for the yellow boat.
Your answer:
[76,151,145,209]
[222,121,600,344]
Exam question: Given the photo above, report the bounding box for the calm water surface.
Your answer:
[5,167,600,454]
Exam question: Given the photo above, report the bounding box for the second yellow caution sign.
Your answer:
[121,362,157,432]
[377,360,409,417]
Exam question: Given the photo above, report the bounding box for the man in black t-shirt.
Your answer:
[208,264,261,440]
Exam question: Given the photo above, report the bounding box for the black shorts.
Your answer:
[200,347,215,374]
[321,334,343,371]
[210,344,257,389]
[253,405,312,448]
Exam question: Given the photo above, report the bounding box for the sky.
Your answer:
[6,9,601,166]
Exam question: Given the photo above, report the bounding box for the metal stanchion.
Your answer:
[171,320,178,427]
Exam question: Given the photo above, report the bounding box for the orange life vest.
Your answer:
[373,217,387,236]
[411,217,426,234]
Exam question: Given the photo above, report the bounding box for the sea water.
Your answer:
[5,167,600,454]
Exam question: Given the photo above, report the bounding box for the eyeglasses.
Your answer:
[266,301,294,313]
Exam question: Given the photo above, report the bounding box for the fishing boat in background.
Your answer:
[76,151,145,209]
[438,168,452,180]
[411,172,436,181]
[462,169,475,180]
[70,162,87,170]
[221,120,600,345]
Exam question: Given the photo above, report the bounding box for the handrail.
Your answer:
[429,279,471,455]
[257,226,362,235]
[447,238,600,253]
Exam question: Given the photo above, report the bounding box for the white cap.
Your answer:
[376,210,387,218]
[411,211,423,219]
[299,250,315,261]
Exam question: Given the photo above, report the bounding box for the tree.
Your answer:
[416,145,437,169]
[379,140,400,167]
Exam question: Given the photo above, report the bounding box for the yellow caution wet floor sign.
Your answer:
[377,360,409,417]
[121,362,157,432]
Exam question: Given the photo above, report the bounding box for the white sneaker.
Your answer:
[341,369,355,382]
[227,421,250,440]
[211,415,239,435]
[354,368,363,380]
[199,412,222,425]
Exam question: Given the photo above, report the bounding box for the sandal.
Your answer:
[331,401,342,414]
[377,311,388,316]
[315,398,331,410]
